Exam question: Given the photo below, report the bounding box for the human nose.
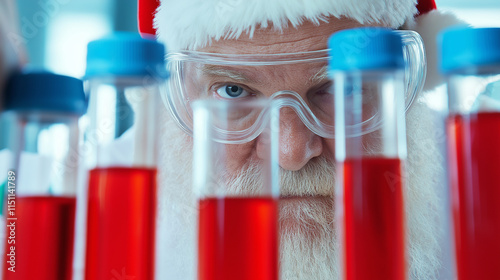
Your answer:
[276,107,323,171]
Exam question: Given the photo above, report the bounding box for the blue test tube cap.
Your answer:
[439,27,500,74]
[4,70,86,116]
[85,32,168,79]
[328,27,405,71]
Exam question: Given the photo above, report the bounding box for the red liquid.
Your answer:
[447,113,500,280]
[342,157,406,280]
[3,196,76,280]
[198,197,278,280]
[85,167,157,280]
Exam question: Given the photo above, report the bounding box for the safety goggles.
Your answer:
[163,30,426,143]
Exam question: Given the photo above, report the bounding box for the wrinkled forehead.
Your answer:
[178,18,369,87]
[195,17,368,54]
[171,17,374,89]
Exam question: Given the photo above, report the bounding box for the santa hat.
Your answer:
[139,0,467,90]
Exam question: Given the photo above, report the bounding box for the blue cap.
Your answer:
[4,71,86,115]
[85,32,168,79]
[328,27,405,71]
[439,27,500,74]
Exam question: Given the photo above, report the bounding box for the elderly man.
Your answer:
[0,0,462,279]
[149,0,466,279]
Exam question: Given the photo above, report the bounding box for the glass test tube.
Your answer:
[193,99,279,280]
[440,27,500,280]
[330,28,408,280]
[83,33,167,280]
[0,72,86,280]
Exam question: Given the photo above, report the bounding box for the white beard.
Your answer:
[155,100,446,280]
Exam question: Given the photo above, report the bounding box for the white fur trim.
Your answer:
[155,0,418,51]
[408,10,469,92]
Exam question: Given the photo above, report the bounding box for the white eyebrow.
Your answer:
[200,65,255,83]
[309,66,329,85]
[200,64,329,86]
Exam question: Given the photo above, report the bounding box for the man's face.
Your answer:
[158,16,442,280]
[193,17,367,231]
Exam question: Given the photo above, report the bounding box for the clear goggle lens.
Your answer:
[163,30,426,143]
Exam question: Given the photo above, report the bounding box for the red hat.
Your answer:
[140,0,440,48]
[138,0,158,37]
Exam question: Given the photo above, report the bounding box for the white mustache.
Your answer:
[280,156,336,197]
[224,156,336,197]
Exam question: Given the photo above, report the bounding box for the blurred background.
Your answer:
[14,0,137,78]
[10,0,500,78]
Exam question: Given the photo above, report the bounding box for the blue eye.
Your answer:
[216,85,250,98]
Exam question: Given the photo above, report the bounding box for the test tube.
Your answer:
[440,27,500,280]
[192,99,279,280]
[329,28,408,280]
[83,33,167,280]
[0,71,86,280]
